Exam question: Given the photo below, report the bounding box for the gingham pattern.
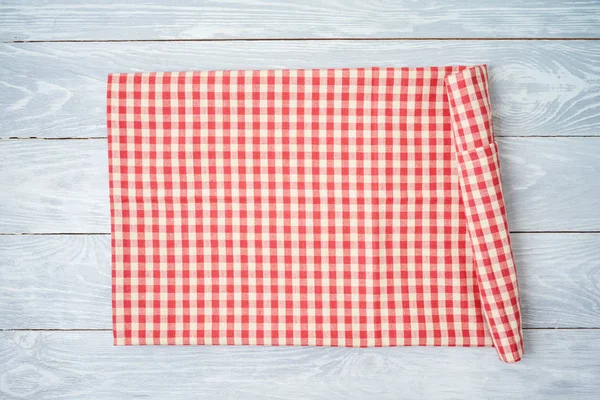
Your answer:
[107,64,523,363]
[446,66,523,362]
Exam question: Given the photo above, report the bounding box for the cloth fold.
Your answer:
[445,65,523,363]
[107,63,523,363]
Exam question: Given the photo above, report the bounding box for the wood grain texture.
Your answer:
[0,140,109,233]
[0,330,598,399]
[511,233,600,328]
[1,2,599,398]
[1,41,599,139]
[1,233,598,330]
[0,235,111,329]
[1,0,599,41]
[1,138,599,234]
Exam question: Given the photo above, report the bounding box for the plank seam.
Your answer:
[1,328,598,332]
[2,136,600,140]
[2,231,600,236]
[5,37,600,44]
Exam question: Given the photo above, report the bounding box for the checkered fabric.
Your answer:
[107,64,523,363]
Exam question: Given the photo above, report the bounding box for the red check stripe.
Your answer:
[107,64,523,363]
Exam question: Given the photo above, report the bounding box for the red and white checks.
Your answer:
[107,64,523,363]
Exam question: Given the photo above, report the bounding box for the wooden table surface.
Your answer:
[1,1,599,398]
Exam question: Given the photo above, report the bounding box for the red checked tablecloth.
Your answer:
[107,64,524,363]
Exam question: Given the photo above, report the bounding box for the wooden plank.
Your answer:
[0,235,111,329]
[0,140,109,233]
[1,137,599,234]
[512,233,600,328]
[0,330,598,399]
[0,233,598,330]
[1,41,599,139]
[1,1,599,41]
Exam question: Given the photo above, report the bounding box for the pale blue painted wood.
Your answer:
[0,233,598,329]
[1,1,599,399]
[0,330,599,399]
[1,0,599,41]
[1,138,599,233]
[1,41,599,139]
